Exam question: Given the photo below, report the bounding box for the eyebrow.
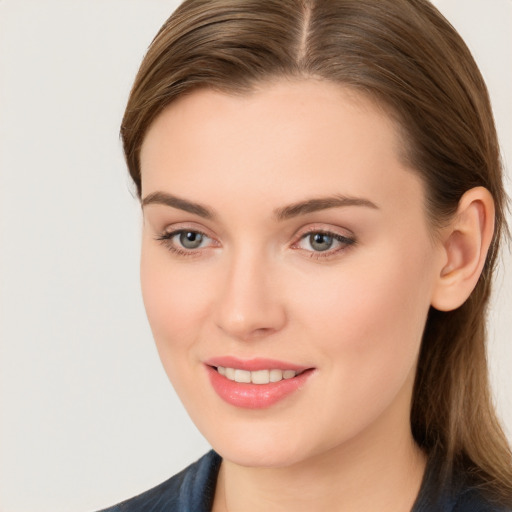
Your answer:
[273,195,379,220]
[141,191,379,221]
[142,191,215,219]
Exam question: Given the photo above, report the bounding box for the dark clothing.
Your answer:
[100,450,222,512]
[413,455,509,512]
[98,451,221,512]
[98,450,510,511]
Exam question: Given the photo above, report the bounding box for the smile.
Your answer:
[205,358,315,409]
[217,366,301,384]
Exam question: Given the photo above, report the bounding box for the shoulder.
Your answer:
[97,450,222,512]
[452,487,512,512]
[413,455,512,512]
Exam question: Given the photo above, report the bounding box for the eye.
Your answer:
[295,230,355,256]
[307,232,335,252]
[177,230,206,249]
[156,228,215,255]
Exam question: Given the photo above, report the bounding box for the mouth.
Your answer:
[204,358,315,409]
[215,366,305,384]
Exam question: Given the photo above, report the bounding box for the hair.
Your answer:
[121,0,512,504]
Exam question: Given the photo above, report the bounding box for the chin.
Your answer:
[205,425,313,469]
[216,444,302,468]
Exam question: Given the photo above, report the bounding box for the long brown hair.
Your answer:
[121,0,512,504]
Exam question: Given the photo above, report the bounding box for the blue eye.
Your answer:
[297,231,355,255]
[178,231,205,249]
[308,233,334,252]
[157,229,212,254]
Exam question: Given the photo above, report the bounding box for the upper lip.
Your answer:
[204,356,311,372]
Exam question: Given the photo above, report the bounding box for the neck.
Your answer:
[215,437,425,512]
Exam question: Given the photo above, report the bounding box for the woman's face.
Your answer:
[139,80,444,468]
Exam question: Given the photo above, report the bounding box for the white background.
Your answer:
[0,1,510,511]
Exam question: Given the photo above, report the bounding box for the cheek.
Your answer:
[140,243,213,360]
[295,252,431,339]
[289,241,434,403]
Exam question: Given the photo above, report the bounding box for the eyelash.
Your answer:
[155,228,356,260]
[156,229,214,257]
[294,230,356,260]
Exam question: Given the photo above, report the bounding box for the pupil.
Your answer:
[180,231,203,249]
[310,233,333,251]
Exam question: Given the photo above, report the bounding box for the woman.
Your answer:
[101,0,512,510]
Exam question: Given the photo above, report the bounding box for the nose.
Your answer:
[214,247,287,341]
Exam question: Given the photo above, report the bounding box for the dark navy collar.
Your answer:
[177,450,222,512]
[99,450,510,511]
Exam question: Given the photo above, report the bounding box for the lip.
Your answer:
[205,356,309,372]
[204,357,315,409]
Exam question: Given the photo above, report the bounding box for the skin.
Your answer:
[138,79,492,512]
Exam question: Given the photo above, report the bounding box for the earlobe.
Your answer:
[431,187,495,312]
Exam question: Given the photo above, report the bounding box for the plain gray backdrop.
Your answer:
[0,1,511,511]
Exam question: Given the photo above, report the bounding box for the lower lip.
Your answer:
[206,366,314,409]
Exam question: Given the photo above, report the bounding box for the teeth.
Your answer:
[234,369,251,383]
[269,369,283,382]
[217,366,298,384]
[251,370,269,384]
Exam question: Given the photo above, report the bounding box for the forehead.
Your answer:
[142,79,401,158]
[140,79,423,216]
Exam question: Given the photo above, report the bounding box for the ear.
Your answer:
[431,187,495,312]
